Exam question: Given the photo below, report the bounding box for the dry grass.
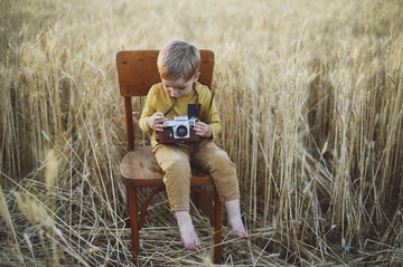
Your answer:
[1,0,403,266]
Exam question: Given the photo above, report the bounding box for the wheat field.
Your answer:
[1,0,403,266]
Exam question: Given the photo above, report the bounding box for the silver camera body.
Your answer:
[162,115,197,140]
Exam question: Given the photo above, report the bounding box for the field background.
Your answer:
[1,0,403,266]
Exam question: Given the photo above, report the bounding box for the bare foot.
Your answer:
[228,216,248,239]
[175,211,201,250]
[225,199,249,239]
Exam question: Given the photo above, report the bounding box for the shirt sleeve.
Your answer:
[139,86,156,133]
[202,90,221,140]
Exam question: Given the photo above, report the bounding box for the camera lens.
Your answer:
[176,125,188,137]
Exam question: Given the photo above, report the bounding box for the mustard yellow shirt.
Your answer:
[139,82,221,147]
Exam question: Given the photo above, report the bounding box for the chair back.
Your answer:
[116,50,215,150]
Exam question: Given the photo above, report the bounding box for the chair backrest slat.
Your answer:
[116,50,215,150]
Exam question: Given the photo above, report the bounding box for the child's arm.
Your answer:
[194,95,221,139]
[139,86,158,133]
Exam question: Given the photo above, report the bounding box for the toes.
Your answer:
[192,237,201,250]
[232,228,249,239]
[183,236,200,250]
[185,240,199,250]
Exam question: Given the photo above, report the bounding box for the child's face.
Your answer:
[161,74,198,98]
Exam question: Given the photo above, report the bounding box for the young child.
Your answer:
[139,40,248,250]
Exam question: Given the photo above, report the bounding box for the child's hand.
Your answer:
[147,112,166,132]
[194,121,212,138]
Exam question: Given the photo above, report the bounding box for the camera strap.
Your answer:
[163,98,177,116]
[208,90,215,111]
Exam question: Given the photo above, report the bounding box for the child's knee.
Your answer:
[210,150,233,166]
[164,159,191,175]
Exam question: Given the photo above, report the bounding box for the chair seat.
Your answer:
[120,146,213,187]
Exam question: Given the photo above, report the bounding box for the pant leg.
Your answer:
[191,141,240,201]
[153,144,192,211]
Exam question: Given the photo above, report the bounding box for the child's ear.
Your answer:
[195,72,200,81]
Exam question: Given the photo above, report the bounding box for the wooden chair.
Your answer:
[116,50,222,265]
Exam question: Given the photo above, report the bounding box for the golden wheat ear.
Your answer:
[44,149,59,192]
[0,185,21,250]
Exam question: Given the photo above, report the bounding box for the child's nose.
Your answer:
[169,88,178,96]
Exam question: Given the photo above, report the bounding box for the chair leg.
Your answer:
[191,187,215,226]
[127,187,140,265]
[213,187,222,264]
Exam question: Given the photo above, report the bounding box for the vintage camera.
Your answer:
[157,104,200,144]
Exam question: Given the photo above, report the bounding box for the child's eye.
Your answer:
[164,83,187,90]
[169,86,185,90]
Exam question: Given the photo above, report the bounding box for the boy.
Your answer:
[139,40,247,250]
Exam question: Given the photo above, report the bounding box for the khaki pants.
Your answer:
[153,140,240,211]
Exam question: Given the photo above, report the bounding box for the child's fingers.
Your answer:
[194,127,206,137]
[155,123,164,132]
[195,121,206,127]
[194,123,211,137]
[154,112,165,119]
[154,112,166,124]
[195,123,206,132]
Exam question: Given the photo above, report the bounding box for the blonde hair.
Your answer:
[157,40,200,81]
